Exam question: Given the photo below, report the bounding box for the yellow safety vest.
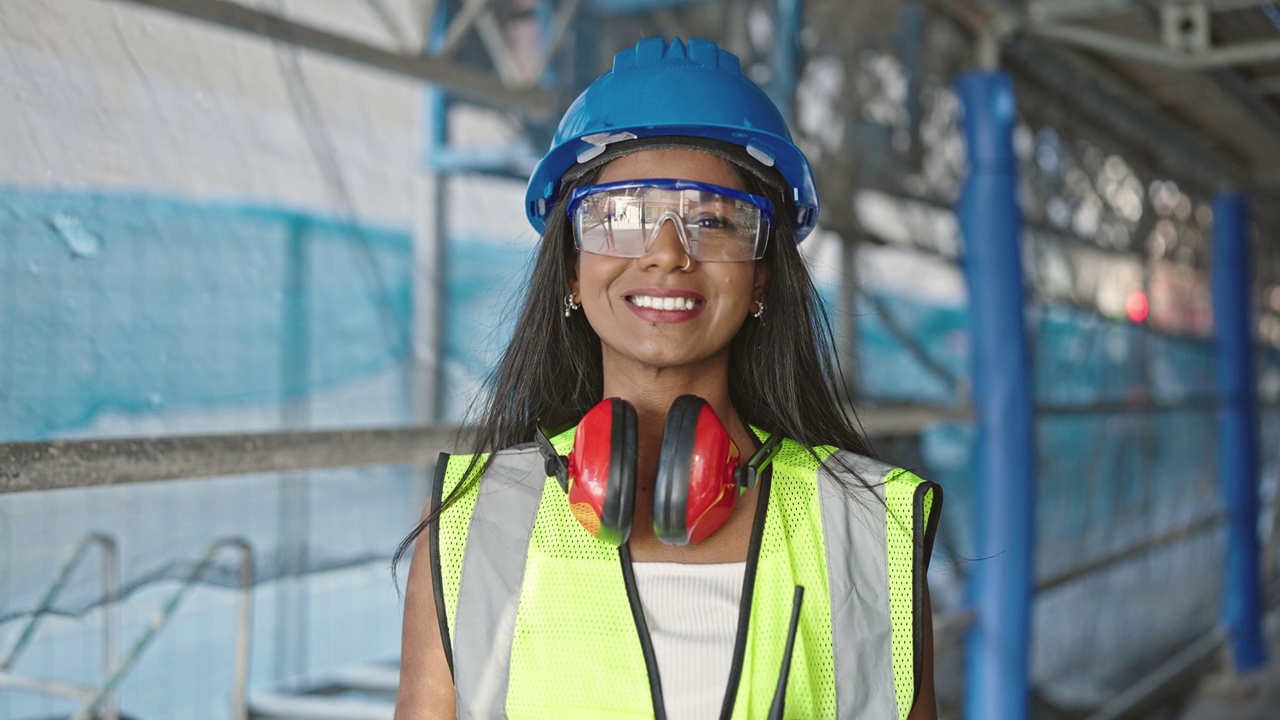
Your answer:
[430,433,940,719]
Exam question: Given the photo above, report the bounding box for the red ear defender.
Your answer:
[653,396,742,546]
[563,398,637,547]
[536,395,780,546]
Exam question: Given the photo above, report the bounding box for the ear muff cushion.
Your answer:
[602,398,637,544]
[653,395,705,545]
[567,397,637,546]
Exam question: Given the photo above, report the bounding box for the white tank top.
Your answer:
[631,561,747,720]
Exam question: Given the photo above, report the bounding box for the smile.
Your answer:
[627,295,701,311]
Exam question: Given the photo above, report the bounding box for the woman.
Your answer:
[396,37,940,719]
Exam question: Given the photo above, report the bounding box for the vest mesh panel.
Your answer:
[440,455,486,634]
[503,431,655,717]
[732,440,838,719]
[884,468,931,719]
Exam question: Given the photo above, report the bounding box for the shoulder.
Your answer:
[435,443,546,504]
[769,438,912,488]
[770,439,941,526]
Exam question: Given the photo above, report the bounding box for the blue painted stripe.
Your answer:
[0,188,413,439]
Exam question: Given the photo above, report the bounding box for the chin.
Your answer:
[631,349,728,372]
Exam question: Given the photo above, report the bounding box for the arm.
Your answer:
[907,579,937,720]
[395,507,457,719]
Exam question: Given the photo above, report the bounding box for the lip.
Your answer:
[623,287,707,324]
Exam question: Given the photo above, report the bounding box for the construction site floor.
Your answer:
[1176,613,1280,720]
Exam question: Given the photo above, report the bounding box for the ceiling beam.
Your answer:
[439,0,496,59]
[1028,0,1273,23]
[108,0,558,116]
[1028,21,1280,69]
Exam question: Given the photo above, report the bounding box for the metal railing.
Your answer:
[0,534,254,720]
[0,411,955,496]
[0,425,463,495]
[0,533,119,720]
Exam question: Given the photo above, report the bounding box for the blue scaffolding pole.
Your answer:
[767,0,800,126]
[1212,191,1267,673]
[956,70,1035,720]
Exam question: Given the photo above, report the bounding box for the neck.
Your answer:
[599,354,762,562]
[601,357,742,439]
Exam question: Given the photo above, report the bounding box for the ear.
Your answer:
[752,261,771,305]
[566,252,581,298]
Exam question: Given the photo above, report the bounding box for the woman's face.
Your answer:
[568,147,770,376]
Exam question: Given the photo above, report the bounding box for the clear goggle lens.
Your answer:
[567,179,774,262]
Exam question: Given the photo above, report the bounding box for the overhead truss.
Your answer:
[1025,0,1280,76]
[108,0,573,116]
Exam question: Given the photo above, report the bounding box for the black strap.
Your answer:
[428,452,454,677]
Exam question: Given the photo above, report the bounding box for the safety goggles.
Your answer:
[566,178,775,262]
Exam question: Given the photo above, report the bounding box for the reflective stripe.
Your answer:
[453,447,546,719]
[820,450,900,720]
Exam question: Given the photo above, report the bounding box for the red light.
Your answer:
[1126,290,1149,323]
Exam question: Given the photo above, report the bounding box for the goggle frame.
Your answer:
[565,178,776,262]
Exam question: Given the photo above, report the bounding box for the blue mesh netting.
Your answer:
[0,188,412,441]
[0,188,419,622]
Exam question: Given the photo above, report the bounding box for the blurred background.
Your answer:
[2,1,1279,718]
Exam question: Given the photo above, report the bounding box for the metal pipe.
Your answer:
[1027,22,1280,69]
[0,426,466,495]
[74,538,255,720]
[439,0,496,58]
[102,535,120,720]
[1036,513,1225,593]
[475,10,517,84]
[1263,438,1280,588]
[362,0,415,51]
[232,541,254,720]
[1083,628,1226,720]
[956,69,1037,720]
[0,534,118,671]
[1027,0,1138,22]
[412,0,440,54]
[977,28,1003,70]
[0,533,120,717]
[528,0,584,83]
[106,0,556,114]
[0,673,94,701]
[2,406,987,495]
[1035,397,1223,416]
[1213,191,1267,672]
[769,0,801,127]
[1029,0,1270,22]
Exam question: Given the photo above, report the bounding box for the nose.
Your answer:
[640,213,693,272]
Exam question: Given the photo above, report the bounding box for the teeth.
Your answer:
[631,295,696,310]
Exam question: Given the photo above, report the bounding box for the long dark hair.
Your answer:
[392,141,874,571]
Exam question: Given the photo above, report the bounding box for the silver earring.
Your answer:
[752,300,766,320]
[563,293,581,318]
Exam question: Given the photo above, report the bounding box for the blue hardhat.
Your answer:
[525,37,819,242]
